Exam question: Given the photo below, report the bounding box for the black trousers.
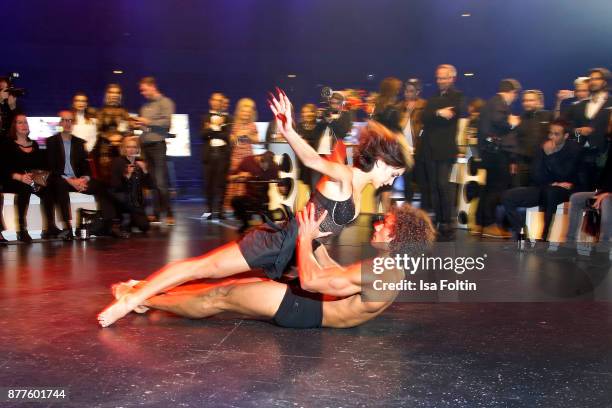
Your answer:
[405,158,431,209]
[425,159,454,225]
[51,176,114,228]
[1,181,56,231]
[502,185,572,240]
[142,141,173,217]
[231,195,268,227]
[203,145,231,213]
[111,192,150,232]
[477,147,512,227]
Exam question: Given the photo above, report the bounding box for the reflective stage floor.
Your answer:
[1,203,611,407]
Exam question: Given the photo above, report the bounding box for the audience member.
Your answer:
[314,92,353,155]
[224,98,259,214]
[398,78,427,205]
[134,76,176,225]
[565,68,611,191]
[475,78,522,238]
[0,114,59,242]
[555,76,590,119]
[0,76,23,139]
[229,151,280,233]
[201,92,232,220]
[47,110,114,239]
[502,119,581,241]
[421,64,464,240]
[71,92,98,152]
[110,136,152,236]
[515,90,553,187]
[97,83,130,136]
[296,103,320,189]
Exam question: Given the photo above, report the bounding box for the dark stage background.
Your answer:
[3,0,612,195]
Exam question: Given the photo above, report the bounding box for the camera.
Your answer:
[2,72,26,98]
[319,87,345,118]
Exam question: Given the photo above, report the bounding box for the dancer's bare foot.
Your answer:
[112,280,149,314]
[97,294,140,327]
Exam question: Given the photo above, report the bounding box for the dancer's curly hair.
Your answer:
[389,205,436,256]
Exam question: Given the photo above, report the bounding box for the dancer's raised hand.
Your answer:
[269,88,294,137]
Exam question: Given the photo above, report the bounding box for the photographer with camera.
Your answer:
[0,75,24,139]
[314,90,353,156]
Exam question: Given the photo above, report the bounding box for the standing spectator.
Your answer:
[224,98,259,214]
[71,92,98,153]
[373,77,404,212]
[97,83,131,136]
[47,110,115,239]
[110,136,152,236]
[398,78,427,205]
[502,119,582,241]
[475,79,522,238]
[565,68,611,191]
[201,92,232,220]
[421,64,464,240]
[134,77,176,225]
[0,115,59,242]
[515,90,553,187]
[296,103,321,190]
[555,77,590,119]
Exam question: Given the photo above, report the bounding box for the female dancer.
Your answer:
[98,90,408,327]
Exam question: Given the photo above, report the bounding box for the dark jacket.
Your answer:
[531,140,582,186]
[45,133,91,179]
[421,87,464,160]
[1,139,47,183]
[314,110,353,151]
[478,94,518,155]
[111,156,153,207]
[564,93,611,154]
[517,109,553,160]
[373,104,402,133]
[598,143,612,192]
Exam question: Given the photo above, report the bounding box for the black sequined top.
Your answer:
[309,189,356,245]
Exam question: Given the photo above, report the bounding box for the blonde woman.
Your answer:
[223,98,259,214]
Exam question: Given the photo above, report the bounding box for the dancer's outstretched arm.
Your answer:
[296,204,361,297]
[270,90,352,185]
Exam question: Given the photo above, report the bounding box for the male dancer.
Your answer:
[110,204,435,328]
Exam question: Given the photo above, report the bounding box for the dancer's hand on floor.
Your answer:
[297,203,332,240]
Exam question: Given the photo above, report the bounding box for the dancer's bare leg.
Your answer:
[143,279,288,321]
[98,242,252,327]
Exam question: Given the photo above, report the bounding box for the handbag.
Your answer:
[581,198,601,238]
[31,169,51,187]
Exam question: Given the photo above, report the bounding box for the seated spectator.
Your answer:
[110,136,152,236]
[92,130,122,186]
[0,114,59,242]
[71,91,98,153]
[515,90,553,187]
[563,140,611,248]
[47,110,115,239]
[229,151,280,233]
[502,119,582,241]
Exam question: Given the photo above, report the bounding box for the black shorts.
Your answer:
[237,218,298,279]
[273,284,323,329]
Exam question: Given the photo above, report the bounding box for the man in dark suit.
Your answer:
[201,92,233,220]
[421,64,464,240]
[475,79,522,238]
[47,110,114,239]
[564,68,611,191]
